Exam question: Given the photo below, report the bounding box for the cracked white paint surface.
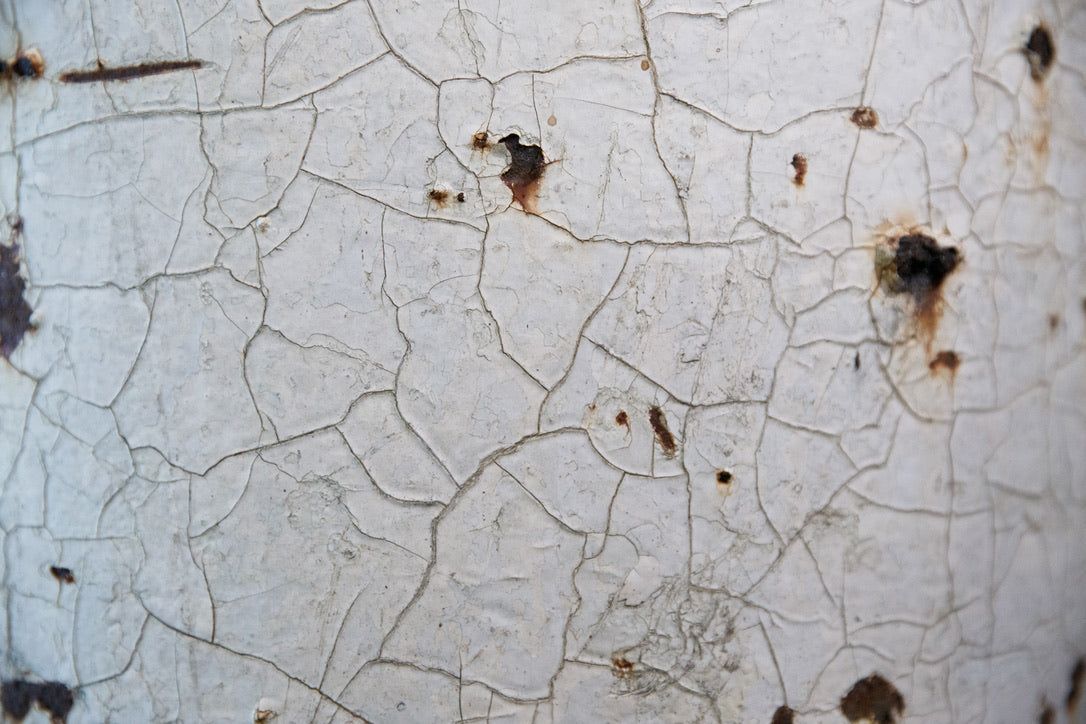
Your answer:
[1,0,1085,722]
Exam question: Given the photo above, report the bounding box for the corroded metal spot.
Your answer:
[11,49,45,78]
[790,153,807,186]
[0,242,33,359]
[876,232,960,343]
[1024,25,1054,81]
[0,680,74,722]
[499,134,546,211]
[49,566,75,584]
[928,350,960,376]
[1069,658,1085,714]
[427,188,450,207]
[716,470,733,486]
[648,405,677,457]
[851,107,878,128]
[771,705,795,724]
[840,673,904,724]
[472,131,490,149]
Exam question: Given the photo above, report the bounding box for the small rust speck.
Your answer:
[1048,313,1060,331]
[851,107,879,128]
[611,657,634,674]
[615,409,629,431]
[547,114,557,127]
[1068,657,1084,713]
[427,188,449,206]
[771,706,795,724]
[254,710,277,723]
[648,406,677,457]
[1040,704,1055,724]
[456,192,466,203]
[929,350,960,375]
[854,351,861,370]
[791,154,808,186]
[840,673,904,724]
[499,134,547,211]
[1024,25,1055,81]
[49,566,75,584]
[640,59,650,71]
[472,131,489,149]
[0,242,33,359]
[716,470,733,486]
[60,59,203,83]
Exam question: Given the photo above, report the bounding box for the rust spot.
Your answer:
[1069,658,1084,714]
[60,59,202,83]
[254,710,276,723]
[771,706,795,724]
[1048,313,1060,331]
[929,350,960,376]
[1024,25,1055,81]
[615,409,630,432]
[499,134,546,211]
[1,680,74,722]
[0,242,33,359]
[877,232,960,343]
[716,470,733,486]
[472,131,490,150]
[1040,703,1055,724]
[427,188,450,207]
[840,674,904,724]
[49,566,75,584]
[648,406,677,457]
[456,192,466,203]
[611,656,634,674]
[640,59,650,71]
[851,107,879,128]
[547,114,557,127]
[790,154,807,186]
[11,49,44,79]
[854,351,861,370]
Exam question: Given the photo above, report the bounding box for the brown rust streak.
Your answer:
[60,60,203,83]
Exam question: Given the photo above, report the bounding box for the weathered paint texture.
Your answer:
[1,0,1084,722]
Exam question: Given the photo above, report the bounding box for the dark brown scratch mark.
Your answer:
[60,59,203,84]
[648,406,677,457]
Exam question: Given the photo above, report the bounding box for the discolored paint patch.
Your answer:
[1024,25,1055,81]
[0,241,33,359]
[49,566,75,584]
[60,59,202,83]
[851,107,878,128]
[840,673,904,724]
[790,154,807,186]
[1,680,74,722]
[929,350,960,376]
[1069,658,1084,714]
[499,134,547,212]
[648,406,677,457]
[771,705,795,724]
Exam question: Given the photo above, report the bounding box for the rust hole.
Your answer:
[1024,25,1055,81]
[456,192,466,203]
[11,49,44,79]
[49,566,75,584]
[877,232,960,343]
[60,59,202,83]
[499,134,546,211]
[771,706,795,724]
[840,673,904,724]
[1,680,74,722]
[716,470,733,486]
[851,107,879,128]
[0,241,33,360]
[648,406,677,457]
[790,154,807,186]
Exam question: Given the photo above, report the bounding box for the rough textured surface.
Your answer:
[1,1,1085,722]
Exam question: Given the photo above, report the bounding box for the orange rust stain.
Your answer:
[929,350,960,377]
[615,409,630,433]
[790,154,807,186]
[875,228,961,348]
[850,107,878,128]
